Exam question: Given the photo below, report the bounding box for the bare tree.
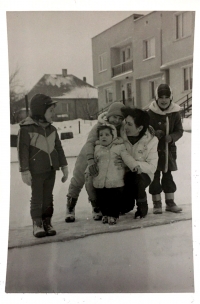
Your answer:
[9,67,27,123]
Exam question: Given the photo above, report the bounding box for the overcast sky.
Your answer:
[6,11,150,92]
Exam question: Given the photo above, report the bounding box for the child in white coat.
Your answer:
[87,124,139,225]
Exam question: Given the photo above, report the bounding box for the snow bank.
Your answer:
[10,117,192,162]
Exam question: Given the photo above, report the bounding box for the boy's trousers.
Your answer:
[95,187,123,218]
[30,170,56,220]
[149,170,177,195]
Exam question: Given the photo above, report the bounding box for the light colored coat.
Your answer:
[93,137,136,189]
[121,128,159,181]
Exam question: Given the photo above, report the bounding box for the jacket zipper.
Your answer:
[44,128,53,166]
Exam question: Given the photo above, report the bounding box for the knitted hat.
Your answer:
[106,102,126,119]
[30,94,57,121]
[156,84,172,99]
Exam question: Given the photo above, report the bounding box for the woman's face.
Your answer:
[125,115,142,136]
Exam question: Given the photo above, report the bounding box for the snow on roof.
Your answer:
[45,74,73,87]
[54,86,98,99]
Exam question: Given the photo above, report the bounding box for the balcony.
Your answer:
[112,59,133,77]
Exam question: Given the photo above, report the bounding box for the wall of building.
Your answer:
[161,11,195,65]
[92,15,135,87]
[133,11,162,79]
[53,98,98,121]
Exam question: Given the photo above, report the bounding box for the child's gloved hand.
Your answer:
[165,135,172,143]
[114,155,126,168]
[61,166,69,183]
[155,130,165,140]
[88,159,99,177]
[133,165,142,174]
[21,170,32,186]
[135,201,148,219]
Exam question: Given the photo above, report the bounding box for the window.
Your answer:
[127,83,132,101]
[183,66,193,91]
[176,12,192,39]
[150,81,155,99]
[105,87,113,103]
[121,46,131,63]
[99,53,107,72]
[149,79,160,99]
[143,37,155,59]
[62,103,68,112]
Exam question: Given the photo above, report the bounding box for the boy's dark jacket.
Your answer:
[148,101,183,172]
[17,117,67,173]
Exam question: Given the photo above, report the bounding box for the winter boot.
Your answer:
[135,198,148,219]
[108,217,117,225]
[152,194,162,214]
[65,196,77,222]
[33,218,46,238]
[165,193,182,213]
[90,199,102,221]
[102,215,108,224]
[43,217,56,236]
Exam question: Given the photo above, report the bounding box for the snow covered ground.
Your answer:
[10,116,191,160]
[9,117,191,229]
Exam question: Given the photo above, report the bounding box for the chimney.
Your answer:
[83,77,86,82]
[62,69,67,77]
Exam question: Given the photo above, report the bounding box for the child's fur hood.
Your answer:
[149,100,181,115]
[95,123,124,147]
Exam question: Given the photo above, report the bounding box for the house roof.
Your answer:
[27,74,98,100]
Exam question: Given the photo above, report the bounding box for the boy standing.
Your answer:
[18,94,68,238]
[148,84,183,214]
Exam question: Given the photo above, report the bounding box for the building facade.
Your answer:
[92,11,195,110]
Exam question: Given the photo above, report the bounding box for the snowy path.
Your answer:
[9,132,191,230]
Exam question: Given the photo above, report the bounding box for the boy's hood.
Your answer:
[19,116,50,127]
[98,112,109,124]
[19,116,37,126]
[98,111,125,127]
[149,100,181,115]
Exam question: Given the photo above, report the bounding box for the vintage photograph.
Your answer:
[3,7,196,298]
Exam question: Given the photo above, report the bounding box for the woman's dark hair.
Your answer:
[97,125,114,138]
[121,107,150,139]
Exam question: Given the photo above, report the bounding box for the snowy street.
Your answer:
[5,118,194,294]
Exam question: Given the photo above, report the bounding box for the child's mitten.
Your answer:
[88,159,99,177]
[61,166,69,183]
[155,130,165,140]
[165,135,172,143]
[21,170,32,186]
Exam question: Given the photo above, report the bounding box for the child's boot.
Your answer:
[65,196,77,222]
[152,194,162,214]
[90,199,102,221]
[43,217,56,236]
[165,193,182,213]
[33,218,46,238]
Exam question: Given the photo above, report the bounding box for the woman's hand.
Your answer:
[133,165,142,174]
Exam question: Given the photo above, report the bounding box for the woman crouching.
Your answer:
[121,107,159,218]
